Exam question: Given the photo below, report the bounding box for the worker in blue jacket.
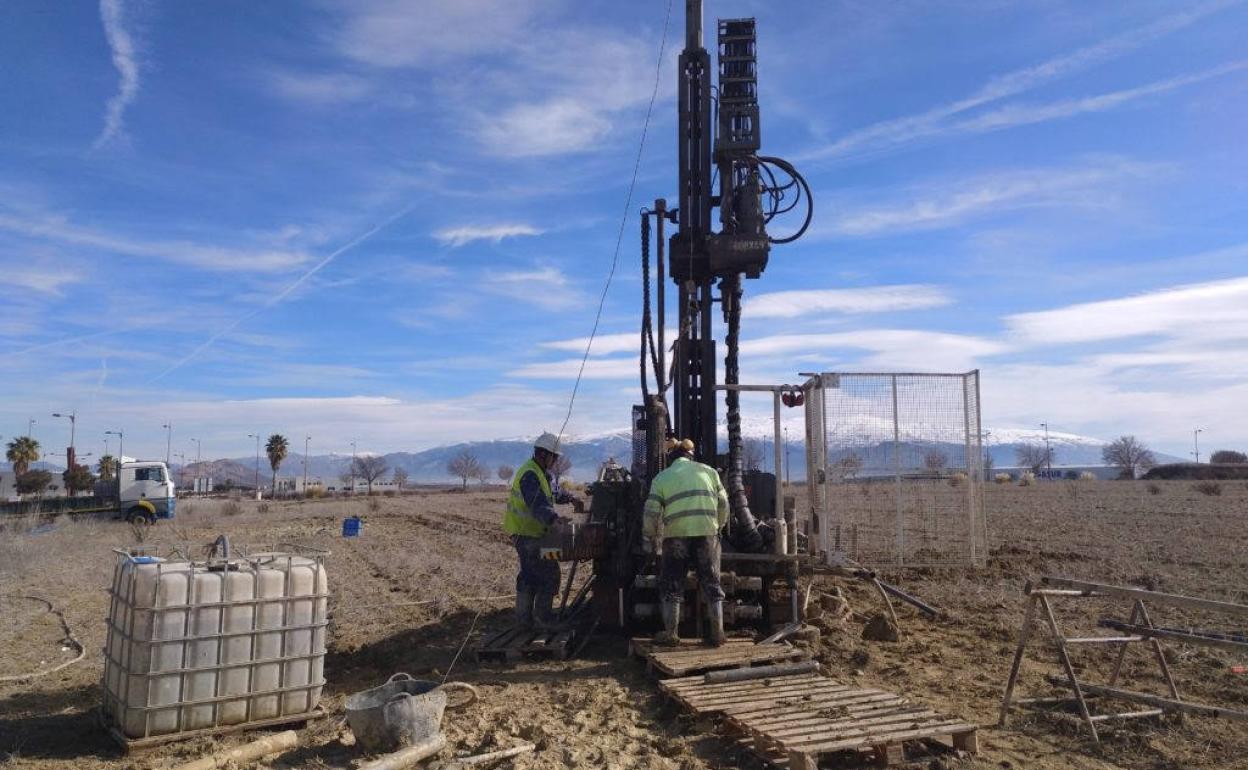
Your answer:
[503,432,578,627]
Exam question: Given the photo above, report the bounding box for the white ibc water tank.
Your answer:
[102,543,329,741]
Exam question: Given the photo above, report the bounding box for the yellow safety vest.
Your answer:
[503,458,553,537]
[643,457,729,538]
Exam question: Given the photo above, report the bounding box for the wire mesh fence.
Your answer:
[803,371,986,567]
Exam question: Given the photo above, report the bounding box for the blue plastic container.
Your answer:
[342,516,362,537]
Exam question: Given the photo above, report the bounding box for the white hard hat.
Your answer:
[534,432,562,455]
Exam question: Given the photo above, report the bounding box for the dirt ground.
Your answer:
[1,481,1246,770]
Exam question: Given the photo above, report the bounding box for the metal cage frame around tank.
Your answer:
[801,371,987,568]
[100,543,330,745]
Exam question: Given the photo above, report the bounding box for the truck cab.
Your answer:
[118,461,176,523]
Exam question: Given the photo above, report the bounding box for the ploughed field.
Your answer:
[1,481,1245,770]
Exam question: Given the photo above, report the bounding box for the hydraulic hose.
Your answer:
[722,274,763,552]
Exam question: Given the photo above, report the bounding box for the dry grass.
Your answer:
[1,482,1246,770]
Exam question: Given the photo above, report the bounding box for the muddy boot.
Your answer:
[514,589,535,629]
[533,591,560,630]
[653,600,681,646]
[706,601,726,647]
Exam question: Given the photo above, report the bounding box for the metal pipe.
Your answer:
[773,389,785,555]
[685,0,702,51]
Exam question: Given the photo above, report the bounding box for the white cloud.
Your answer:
[541,332,637,355]
[950,60,1248,137]
[94,0,140,148]
[483,266,585,311]
[432,223,543,247]
[0,264,83,296]
[1006,275,1248,345]
[477,99,613,158]
[746,285,951,318]
[0,210,310,273]
[803,0,1239,162]
[742,330,1008,371]
[508,356,638,380]
[330,0,543,68]
[829,160,1156,236]
[269,71,375,104]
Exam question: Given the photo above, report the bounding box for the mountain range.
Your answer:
[184,427,1183,484]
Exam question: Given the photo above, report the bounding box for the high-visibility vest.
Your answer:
[503,458,553,537]
[644,457,729,538]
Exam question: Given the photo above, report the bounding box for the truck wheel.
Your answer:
[127,508,152,526]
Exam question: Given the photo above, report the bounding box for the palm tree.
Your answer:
[6,436,40,477]
[265,434,289,497]
[98,454,118,482]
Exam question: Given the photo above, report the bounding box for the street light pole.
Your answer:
[105,430,124,466]
[247,433,260,495]
[1193,428,1203,463]
[350,440,357,494]
[27,418,35,438]
[51,411,76,466]
[1039,422,1052,479]
[303,435,311,494]
[162,422,172,466]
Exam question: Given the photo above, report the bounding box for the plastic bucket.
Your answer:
[342,517,362,537]
[344,673,476,752]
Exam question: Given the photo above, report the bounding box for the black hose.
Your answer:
[641,210,651,402]
[722,274,763,552]
[755,155,814,244]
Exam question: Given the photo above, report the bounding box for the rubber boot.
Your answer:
[514,589,535,629]
[706,601,726,647]
[653,600,681,646]
[533,591,560,630]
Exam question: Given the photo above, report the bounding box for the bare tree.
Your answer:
[447,450,484,490]
[472,466,491,486]
[1015,444,1051,474]
[922,450,948,473]
[351,455,390,494]
[497,464,515,483]
[1211,449,1247,464]
[837,453,863,480]
[392,467,408,491]
[550,454,572,482]
[742,439,765,472]
[1101,436,1156,479]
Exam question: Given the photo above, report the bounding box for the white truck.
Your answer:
[87,460,177,523]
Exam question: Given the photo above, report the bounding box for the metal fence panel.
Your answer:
[804,371,985,567]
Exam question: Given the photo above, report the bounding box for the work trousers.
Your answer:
[659,535,724,604]
[512,535,560,595]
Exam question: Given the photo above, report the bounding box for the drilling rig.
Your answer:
[556,0,813,637]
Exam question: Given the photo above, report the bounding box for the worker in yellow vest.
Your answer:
[503,432,578,628]
[643,438,730,646]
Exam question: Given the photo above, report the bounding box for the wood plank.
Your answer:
[755,708,938,738]
[664,673,824,695]
[744,701,921,731]
[693,683,865,710]
[782,721,977,752]
[682,680,845,704]
[727,692,905,720]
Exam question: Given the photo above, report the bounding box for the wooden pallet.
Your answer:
[659,673,977,768]
[475,625,573,663]
[644,642,808,677]
[629,636,755,660]
[100,706,325,754]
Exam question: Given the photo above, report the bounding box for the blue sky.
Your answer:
[1,0,1246,462]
